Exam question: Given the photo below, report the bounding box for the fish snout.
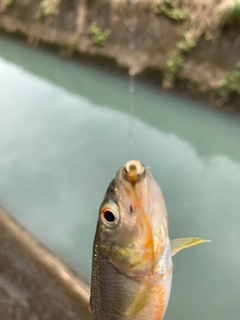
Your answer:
[123,160,146,184]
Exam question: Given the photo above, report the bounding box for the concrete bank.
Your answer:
[0,207,90,320]
[0,0,240,111]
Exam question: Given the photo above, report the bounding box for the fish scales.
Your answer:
[91,238,142,320]
[91,243,171,320]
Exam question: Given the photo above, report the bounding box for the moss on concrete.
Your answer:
[88,23,110,46]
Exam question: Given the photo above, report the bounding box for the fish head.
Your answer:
[96,160,168,277]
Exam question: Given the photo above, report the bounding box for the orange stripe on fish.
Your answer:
[131,185,155,267]
[152,283,166,320]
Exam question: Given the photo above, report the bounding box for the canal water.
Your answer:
[0,36,239,320]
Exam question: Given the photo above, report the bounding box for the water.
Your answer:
[0,36,240,320]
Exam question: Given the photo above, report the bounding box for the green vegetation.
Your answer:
[164,22,198,86]
[204,32,212,41]
[218,61,240,98]
[36,0,61,20]
[219,0,240,27]
[162,0,215,88]
[88,23,110,46]
[165,52,185,82]
[155,0,188,21]
[6,0,14,7]
[177,37,196,53]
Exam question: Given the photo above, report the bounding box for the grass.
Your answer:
[88,23,110,46]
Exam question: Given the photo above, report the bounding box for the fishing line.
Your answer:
[128,69,135,159]
[126,1,137,160]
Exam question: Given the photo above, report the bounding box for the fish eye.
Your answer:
[100,203,120,228]
[104,210,115,222]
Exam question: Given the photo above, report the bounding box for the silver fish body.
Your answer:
[90,161,172,320]
[90,160,208,320]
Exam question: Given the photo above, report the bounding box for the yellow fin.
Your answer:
[126,281,151,317]
[170,238,210,257]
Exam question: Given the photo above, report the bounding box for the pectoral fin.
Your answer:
[170,238,210,257]
[126,281,151,317]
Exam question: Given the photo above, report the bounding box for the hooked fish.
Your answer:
[90,160,208,320]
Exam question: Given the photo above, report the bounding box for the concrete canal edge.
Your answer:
[0,207,91,320]
[0,0,240,112]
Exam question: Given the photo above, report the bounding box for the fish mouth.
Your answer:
[122,160,146,185]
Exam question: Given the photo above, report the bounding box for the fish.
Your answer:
[90,160,209,320]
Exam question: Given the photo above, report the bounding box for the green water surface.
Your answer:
[0,36,239,320]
